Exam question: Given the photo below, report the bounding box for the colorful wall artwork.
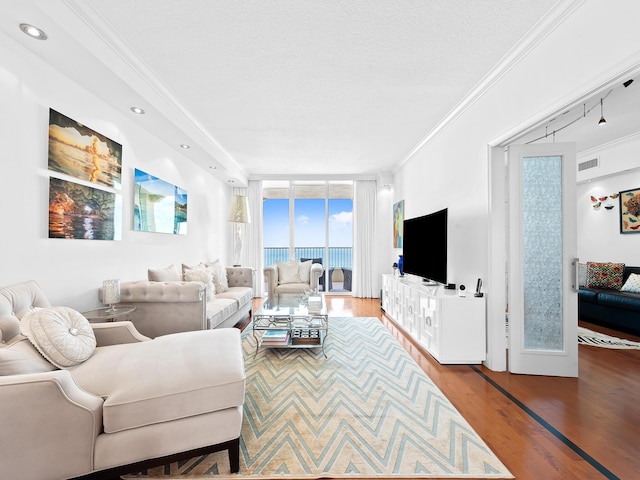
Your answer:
[48,177,120,240]
[393,200,404,248]
[48,109,122,188]
[620,187,640,233]
[134,169,188,235]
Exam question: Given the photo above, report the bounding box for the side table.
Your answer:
[82,305,136,323]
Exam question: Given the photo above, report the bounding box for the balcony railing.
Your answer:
[264,247,353,292]
[264,247,352,269]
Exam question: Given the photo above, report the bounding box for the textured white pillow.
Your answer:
[0,335,57,375]
[298,260,313,283]
[277,260,302,284]
[148,264,181,282]
[20,307,96,369]
[620,273,640,293]
[184,264,215,300]
[205,259,229,293]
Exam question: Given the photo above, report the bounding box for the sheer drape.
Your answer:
[235,181,263,296]
[353,180,377,297]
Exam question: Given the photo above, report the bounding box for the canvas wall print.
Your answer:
[49,177,120,240]
[48,109,122,188]
[393,200,404,248]
[620,187,640,233]
[134,169,188,235]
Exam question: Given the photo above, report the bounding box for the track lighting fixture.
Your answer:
[623,79,634,88]
[598,98,606,126]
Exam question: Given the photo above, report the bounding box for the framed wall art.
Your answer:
[393,200,404,248]
[134,169,188,235]
[619,187,640,233]
[48,109,122,188]
[49,177,120,240]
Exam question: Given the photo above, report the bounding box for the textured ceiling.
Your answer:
[10,0,633,183]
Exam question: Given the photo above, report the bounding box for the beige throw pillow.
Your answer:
[205,259,229,293]
[183,264,215,300]
[148,264,181,282]
[298,260,313,283]
[277,260,302,284]
[0,335,57,375]
[20,307,96,369]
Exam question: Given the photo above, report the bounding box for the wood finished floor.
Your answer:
[249,296,640,480]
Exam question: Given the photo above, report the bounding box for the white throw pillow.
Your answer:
[183,264,215,300]
[205,259,229,293]
[620,273,640,293]
[20,307,96,369]
[0,335,57,375]
[298,260,313,283]
[277,260,302,284]
[148,264,181,282]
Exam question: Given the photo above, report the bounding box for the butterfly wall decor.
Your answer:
[590,193,618,210]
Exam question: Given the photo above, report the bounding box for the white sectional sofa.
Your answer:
[0,280,245,480]
[118,264,254,338]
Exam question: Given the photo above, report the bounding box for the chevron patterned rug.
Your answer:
[127,317,511,479]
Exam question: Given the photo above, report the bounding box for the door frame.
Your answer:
[485,64,640,372]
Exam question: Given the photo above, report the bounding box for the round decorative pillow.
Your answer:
[20,307,96,368]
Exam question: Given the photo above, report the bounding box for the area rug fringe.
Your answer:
[126,317,512,479]
[578,327,640,349]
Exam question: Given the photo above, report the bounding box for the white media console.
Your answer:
[381,274,486,364]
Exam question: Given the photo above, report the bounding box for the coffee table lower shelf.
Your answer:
[254,326,328,357]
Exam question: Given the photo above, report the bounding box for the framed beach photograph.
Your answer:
[133,169,188,235]
[619,187,640,233]
[49,177,120,240]
[48,109,122,188]
[393,200,404,248]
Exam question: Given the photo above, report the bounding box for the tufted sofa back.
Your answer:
[0,281,51,343]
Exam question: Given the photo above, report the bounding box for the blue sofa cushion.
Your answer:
[578,288,599,304]
[597,291,640,312]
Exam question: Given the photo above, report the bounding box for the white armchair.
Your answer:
[264,259,324,297]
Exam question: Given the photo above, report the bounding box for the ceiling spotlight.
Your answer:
[20,23,47,40]
[623,79,634,88]
[209,165,217,170]
[598,98,606,126]
[130,106,145,115]
[180,144,190,149]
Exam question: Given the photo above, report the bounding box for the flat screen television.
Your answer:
[402,208,448,285]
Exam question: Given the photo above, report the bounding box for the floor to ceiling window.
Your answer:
[263,180,353,293]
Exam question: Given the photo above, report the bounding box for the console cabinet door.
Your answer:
[381,275,391,312]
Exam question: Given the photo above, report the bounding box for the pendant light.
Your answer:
[598,98,607,125]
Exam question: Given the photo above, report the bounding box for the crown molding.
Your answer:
[397,0,588,167]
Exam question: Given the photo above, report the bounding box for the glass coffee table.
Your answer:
[252,293,328,357]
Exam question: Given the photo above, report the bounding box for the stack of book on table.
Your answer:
[261,329,290,346]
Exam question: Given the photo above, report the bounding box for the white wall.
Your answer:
[0,32,231,311]
[390,0,640,369]
[577,134,640,265]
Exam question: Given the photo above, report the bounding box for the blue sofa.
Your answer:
[578,265,640,336]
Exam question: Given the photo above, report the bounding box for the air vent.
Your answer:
[578,157,599,172]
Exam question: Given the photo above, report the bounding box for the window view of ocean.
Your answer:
[264,247,352,269]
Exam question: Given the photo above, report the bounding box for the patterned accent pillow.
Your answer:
[620,273,640,294]
[586,262,625,290]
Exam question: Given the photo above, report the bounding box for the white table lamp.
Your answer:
[102,279,121,313]
[228,195,251,266]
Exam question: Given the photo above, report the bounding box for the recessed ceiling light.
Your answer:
[180,144,190,149]
[20,23,47,40]
[130,106,145,115]
[227,179,235,183]
[209,166,217,170]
